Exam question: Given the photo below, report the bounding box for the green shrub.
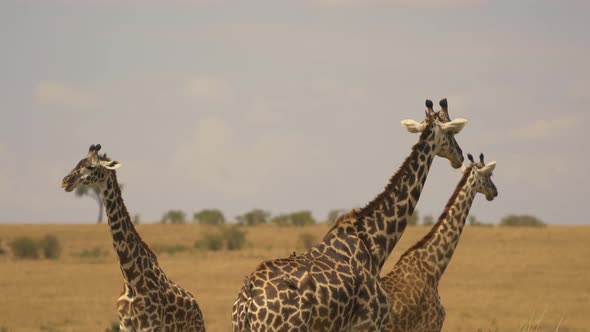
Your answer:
[78,247,105,259]
[105,321,120,332]
[289,211,316,227]
[160,210,186,224]
[271,214,291,226]
[195,226,247,251]
[224,226,247,251]
[236,209,270,226]
[326,209,346,224]
[0,239,6,255]
[270,211,317,226]
[500,214,546,227]
[408,209,420,226]
[10,236,39,259]
[39,234,61,260]
[195,233,224,251]
[194,209,226,225]
[152,244,189,255]
[298,232,316,250]
[422,214,435,226]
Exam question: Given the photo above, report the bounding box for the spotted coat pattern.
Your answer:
[61,145,205,332]
[382,156,497,332]
[232,100,467,332]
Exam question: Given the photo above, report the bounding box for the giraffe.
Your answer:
[232,99,468,331]
[382,153,498,332]
[61,144,206,332]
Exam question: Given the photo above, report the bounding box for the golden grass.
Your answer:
[0,224,588,331]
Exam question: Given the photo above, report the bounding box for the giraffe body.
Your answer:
[61,145,205,332]
[383,154,497,332]
[234,231,388,331]
[232,99,468,331]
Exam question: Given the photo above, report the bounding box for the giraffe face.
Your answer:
[60,144,121,192]
[401,99,468,169]
[467,153,498,201]
[432,118,467,169]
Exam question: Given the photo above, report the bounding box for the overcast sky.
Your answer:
[1,0,588,224]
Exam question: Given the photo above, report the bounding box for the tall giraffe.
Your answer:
[232,99,468,331]
[382,153,498,332]
[61,144,206,332]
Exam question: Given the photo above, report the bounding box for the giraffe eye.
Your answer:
[86,165,96,171]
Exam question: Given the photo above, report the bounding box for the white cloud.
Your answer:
[510,114,581,141]
[35,80,98,110]
[183,75,234,104]
[172,116,301,195]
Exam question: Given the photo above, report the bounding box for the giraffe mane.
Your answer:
[401,165,474,256]
[353,117,435,219]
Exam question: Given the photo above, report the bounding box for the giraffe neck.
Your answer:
[352,126,437,270]
[99,171,158,287]
[406,168,477,281]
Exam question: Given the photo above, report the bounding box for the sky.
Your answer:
[1,0,588,224]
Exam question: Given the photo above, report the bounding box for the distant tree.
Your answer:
[422,214,435,226]
[160,210,187,224]
[193,209,226,225]
[326,209,346,224]
[408,209,420,226]
[271,214,291,226]
[236,209,270,226]
[270,211,317,226]
[75,185,103,223]
[289,211,316,227]
[500,214,546,227]
[132,214,141,225]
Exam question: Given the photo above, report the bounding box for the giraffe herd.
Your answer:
[60,98,498,331]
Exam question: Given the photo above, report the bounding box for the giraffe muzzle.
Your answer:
[450,157,464,169]
[61,176,76,192]
[486,191,498,201]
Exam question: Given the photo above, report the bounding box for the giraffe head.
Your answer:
[401,98,468,168]
[464,153,498,201]
[61,144,122,192]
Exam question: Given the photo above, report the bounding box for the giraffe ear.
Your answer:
[101,160,122,170]
[440,118,468,134]
[401,119,426,133]
[479,161,496,175]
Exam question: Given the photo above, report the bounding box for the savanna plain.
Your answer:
[0,224,588,332]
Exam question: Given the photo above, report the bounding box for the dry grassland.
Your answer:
[0,224,588,331]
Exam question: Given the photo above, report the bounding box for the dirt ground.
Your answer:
[0,224,588,331]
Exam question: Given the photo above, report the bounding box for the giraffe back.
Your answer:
[232,232,391,331]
